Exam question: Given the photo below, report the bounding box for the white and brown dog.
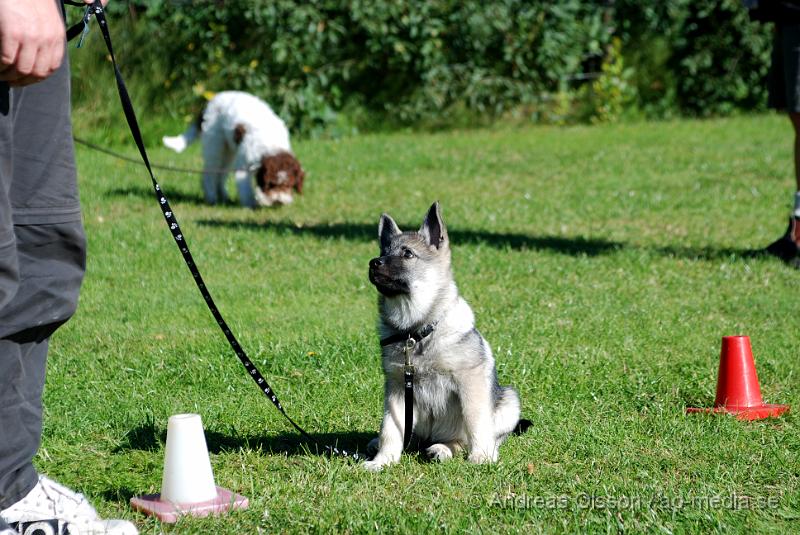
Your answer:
[163,91,304,207]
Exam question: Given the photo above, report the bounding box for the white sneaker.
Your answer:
[0,476,138,535]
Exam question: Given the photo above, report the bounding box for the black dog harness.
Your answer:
[380,322,436,449]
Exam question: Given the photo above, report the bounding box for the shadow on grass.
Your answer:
[103,423,373,503]
[103,187,774,262]
[653,245,766,262]
[100,486,139,503]
[114,419,373,458]
[106,185,207,206]
[197,219,624,256]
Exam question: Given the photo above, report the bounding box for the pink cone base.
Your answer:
[686,404,790,421]
[130,486,249,523]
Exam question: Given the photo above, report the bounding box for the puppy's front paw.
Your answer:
[363,458,389,472]
[363,452,399,471]
[425,443,454,462]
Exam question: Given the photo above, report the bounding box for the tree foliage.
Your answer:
[78,0,773,136]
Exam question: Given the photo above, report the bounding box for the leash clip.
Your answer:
[76,6,93,48]
[403,336,416,369]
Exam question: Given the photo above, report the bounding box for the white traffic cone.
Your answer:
[130,414,248,523]
[160,413,218,504]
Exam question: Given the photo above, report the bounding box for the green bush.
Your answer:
[669,0,773,116]
[580,37,637,123]
[69,0,775,138]
[614,0,773,117]
[72,0,612,136]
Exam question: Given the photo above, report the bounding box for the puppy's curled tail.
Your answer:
[494,386,522,438]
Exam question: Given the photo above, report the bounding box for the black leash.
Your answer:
[71,0,363,461]
[380,323,436,450]
[401,338,415,450]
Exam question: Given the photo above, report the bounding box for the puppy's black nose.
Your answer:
[370,257,384,269]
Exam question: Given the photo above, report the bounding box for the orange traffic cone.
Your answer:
[686,336,789,421]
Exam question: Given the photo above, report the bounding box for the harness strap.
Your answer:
[74,0,363,461]
[381,323,436,449]
[379,322,436,347]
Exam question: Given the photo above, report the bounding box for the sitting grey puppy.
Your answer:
[365,202,523,471]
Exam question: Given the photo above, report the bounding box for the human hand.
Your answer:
[0,0,66,86]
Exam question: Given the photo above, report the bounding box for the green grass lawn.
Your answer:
[42,114,798,533]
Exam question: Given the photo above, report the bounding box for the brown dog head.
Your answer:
[254,151,305,206]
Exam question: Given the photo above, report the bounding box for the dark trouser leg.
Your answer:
[0,221,86,510]
[0,336,50,509]
[0,48,84,509]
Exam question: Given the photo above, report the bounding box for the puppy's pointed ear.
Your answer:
[419,201,448,250]
[378,213,401,251]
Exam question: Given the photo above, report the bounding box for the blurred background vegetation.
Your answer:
[68,0,774,139]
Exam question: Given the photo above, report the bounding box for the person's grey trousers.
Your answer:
[0,50,86,509]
